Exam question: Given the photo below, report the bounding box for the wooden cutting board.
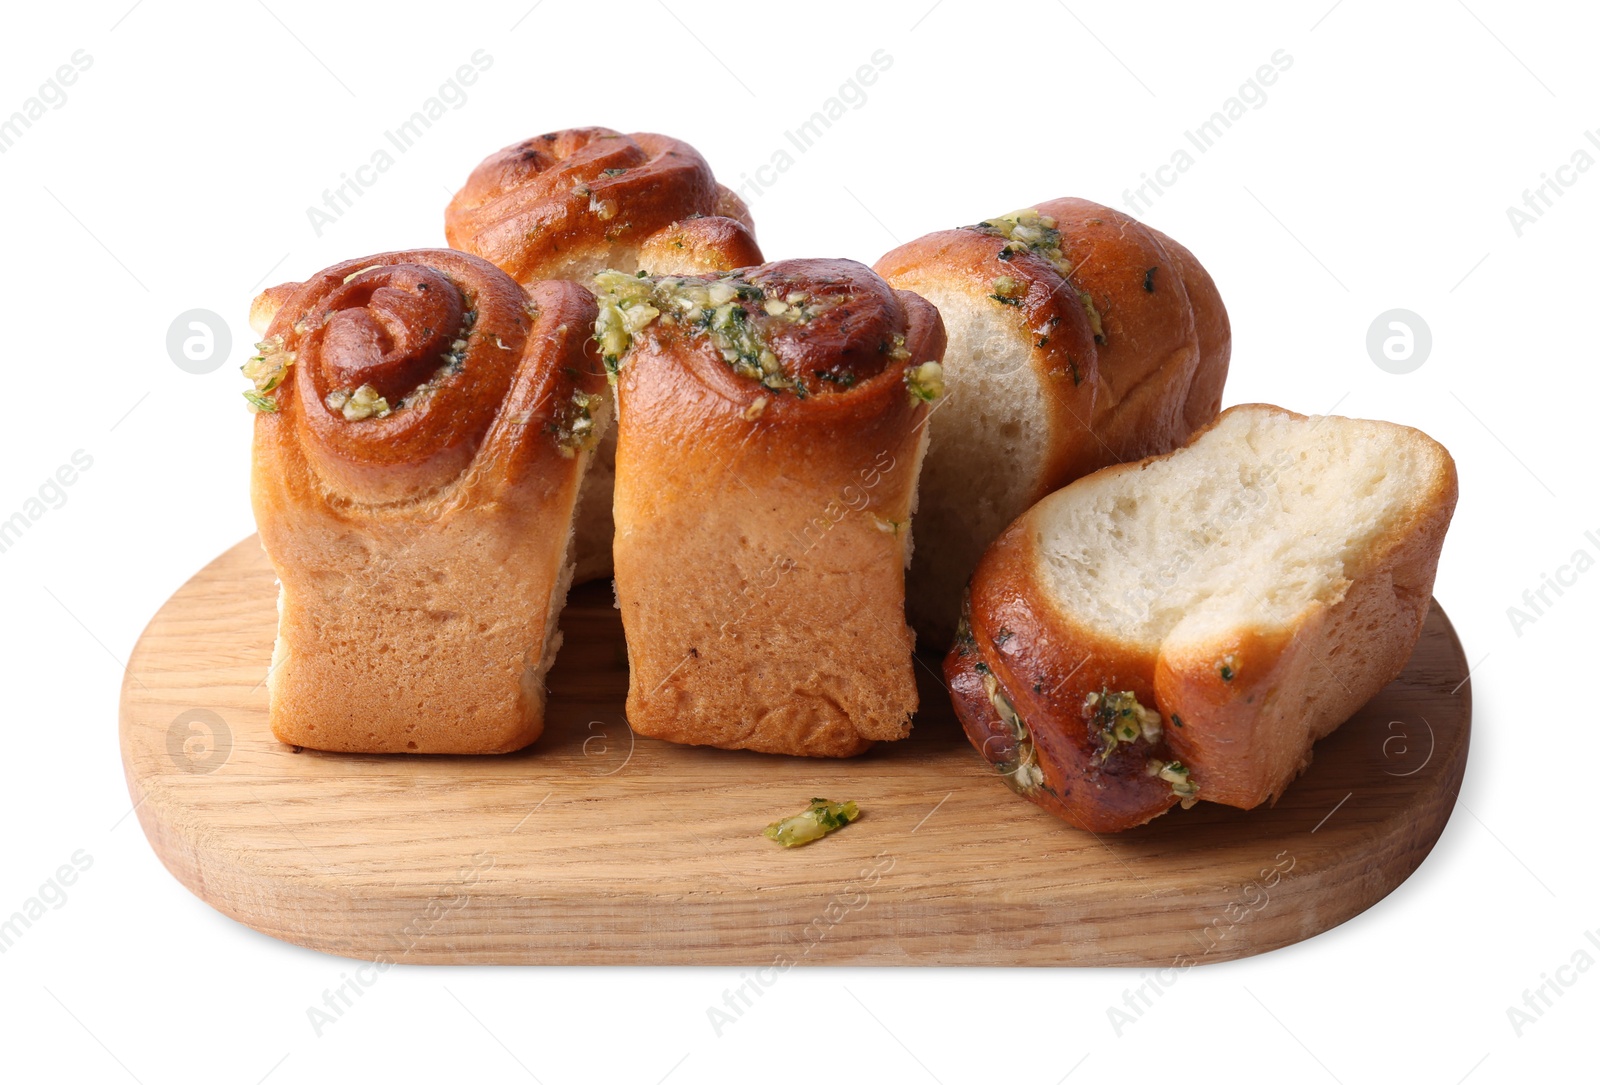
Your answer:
[119,537,1470,966]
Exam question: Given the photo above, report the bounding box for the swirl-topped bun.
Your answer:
[874,198,1230,645]
[600,258,946,757]
[445,127,761,283]
[247,249,610,754]
[446,127,764,585]
[252,251,551,501]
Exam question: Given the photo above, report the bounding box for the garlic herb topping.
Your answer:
[590,269,843,394]
[551,389,606,456]
[1146,758,1201,808]
[392,306,480,412]
[980,666,1045,793]
[1086,688,1163,762]
[905,361,945,404]
[970,208,1071,276]
[988,274,1023,306]
[325,384,390,421]
[592,270,661,372]
[970,210,1107,343]
[241,337,296,412]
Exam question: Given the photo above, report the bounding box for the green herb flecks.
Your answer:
[968,207,1071,275]
[591,269,838,394]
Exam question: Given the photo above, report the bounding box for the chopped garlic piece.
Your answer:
[763,799,860,847]
[335,384,389,421]
[906,361,944,403]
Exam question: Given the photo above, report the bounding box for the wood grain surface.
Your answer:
[119,537,1471,966]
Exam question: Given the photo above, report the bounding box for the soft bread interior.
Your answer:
[1032,405,1451,649]
[570,410,618,583]
[897,278,1053,637]
[528,394,612,707]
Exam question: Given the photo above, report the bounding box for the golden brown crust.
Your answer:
[637,214,763,276]
[713,185,755,229]
[946,404,1457,829]
[1148,225,1230,434]
[610,259,945,756]
[249,250,609,754]
[947,545,1178,833]
[1036,198,1230,460]
[445,127,761,284]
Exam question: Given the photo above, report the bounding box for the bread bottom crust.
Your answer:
[262,502,573,754]
[619,497,920,759]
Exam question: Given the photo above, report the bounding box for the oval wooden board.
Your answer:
[120,537,1470,967]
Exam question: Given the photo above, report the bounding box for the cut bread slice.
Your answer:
[945,403,1457,831]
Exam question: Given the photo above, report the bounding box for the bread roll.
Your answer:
[946,404,1457,831]
[599,258,947,756]
[246,250,609,754]
[447,128,763,583]
[875,199,1229,644]
[445,127,761,282]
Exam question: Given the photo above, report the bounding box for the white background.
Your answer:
[1,1,1595,1082]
